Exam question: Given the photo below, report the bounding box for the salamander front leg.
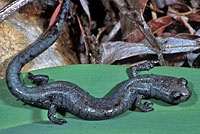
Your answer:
[28,72,49,86]
[135,95,154,112]
[130,60,158,77]
[48,104,67,125]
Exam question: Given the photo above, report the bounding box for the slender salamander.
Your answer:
[5,0,191,125]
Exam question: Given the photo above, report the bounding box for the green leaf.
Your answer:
[0,64,199,134]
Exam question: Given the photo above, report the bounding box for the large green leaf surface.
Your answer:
[0,64,199,134]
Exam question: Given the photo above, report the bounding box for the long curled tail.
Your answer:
[5,0,70,101]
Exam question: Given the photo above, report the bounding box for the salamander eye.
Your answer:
[171,91,182,100]
[179,78,188,85]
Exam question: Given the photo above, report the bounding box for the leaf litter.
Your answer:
[1,0,200,67]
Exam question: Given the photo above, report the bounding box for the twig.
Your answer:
[104,21,120,42]
[76,12,89,63]
[0,0,33,22]
[96,21,117,41]
[133,10,166,65]
[112,0,166,65]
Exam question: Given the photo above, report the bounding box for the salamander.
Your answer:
[5,0,191,125]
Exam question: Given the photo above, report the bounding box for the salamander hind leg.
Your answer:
[134,95,154,112]
[130,60,158,77]
[28,72,49,86]
[48,104,67,125]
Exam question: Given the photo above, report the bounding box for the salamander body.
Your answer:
[5,0,191,125]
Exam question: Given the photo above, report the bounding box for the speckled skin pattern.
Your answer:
[5,0,191,125]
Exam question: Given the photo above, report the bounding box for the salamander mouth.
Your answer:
[170,90,192,104]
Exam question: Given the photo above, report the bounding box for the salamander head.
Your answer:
[158,77,192,104]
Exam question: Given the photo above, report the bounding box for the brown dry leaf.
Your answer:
[175,33,200,40]
[127,16,174,42]
[167,2,191,12]
[101,37,200,64]
[48,0,64,29]
[120,0,148,40]
[188,11,200,22]
[131,0,148,12]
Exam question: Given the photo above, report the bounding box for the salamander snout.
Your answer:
[170,88,192,104]
[166,77,191,104]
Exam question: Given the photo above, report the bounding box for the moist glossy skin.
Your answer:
[5,0,191,125]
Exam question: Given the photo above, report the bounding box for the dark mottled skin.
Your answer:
[5,0,191,125]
